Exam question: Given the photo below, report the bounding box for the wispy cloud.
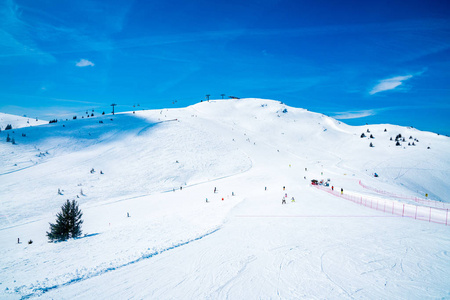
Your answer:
[76,59,94,67]
[369,75,413,95]
[0,0,55,63]
[330,101,450,120]
[0,91,104,105]
[0,0,119,60]
[332,110,376,120]
[1,11,449,61]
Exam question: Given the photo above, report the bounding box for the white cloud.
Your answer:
[76,59,94,67]
[332,110,375,120]
[370,75,413,95]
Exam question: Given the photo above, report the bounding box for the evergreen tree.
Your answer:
[47,200,83,242]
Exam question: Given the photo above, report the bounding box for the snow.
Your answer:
[1,98,449,299]
[0,113,47,130]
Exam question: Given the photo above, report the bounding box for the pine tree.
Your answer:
[47,200,83,242]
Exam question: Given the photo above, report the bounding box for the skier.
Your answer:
[291,197,295,202]
[265,187,267,191]
[283,186,285,191]
[206,198,209,203]
[214,187,217,193]
[341,188,343,195]
[282,198,286,204]
[331,186,334,191]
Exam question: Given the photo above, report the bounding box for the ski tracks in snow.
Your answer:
[17,227,222,299]
[211,255,257,299]
[320,248,355,299]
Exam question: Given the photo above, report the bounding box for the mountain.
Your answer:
[0,112,48,130]
[1,98,449,299]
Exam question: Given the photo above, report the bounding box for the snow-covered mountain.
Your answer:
[1,98,449,299]
[0,112,47,130]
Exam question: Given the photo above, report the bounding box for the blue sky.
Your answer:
[1,0,450,134]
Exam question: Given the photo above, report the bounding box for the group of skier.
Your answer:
[206,187,234,203]
[204,185,298,205]
[281,186,295,204]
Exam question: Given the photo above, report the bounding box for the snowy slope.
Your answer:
[0,113,47,130]
[1,98,449,299]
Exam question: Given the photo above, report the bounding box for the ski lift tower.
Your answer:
[111,103,117,115]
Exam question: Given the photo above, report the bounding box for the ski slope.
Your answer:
[0,113,47,130]
[1,98,449,299]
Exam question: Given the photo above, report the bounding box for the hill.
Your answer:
[1,98,449,299]
[0,113,47,130]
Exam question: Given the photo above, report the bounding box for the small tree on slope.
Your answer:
[47,199,83,242]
